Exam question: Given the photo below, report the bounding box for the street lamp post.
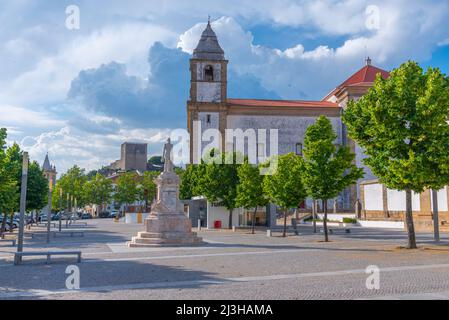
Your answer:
[15,152,29,265]
[59,188,62,232]
[66,193,70,228]
[46,175,54,244]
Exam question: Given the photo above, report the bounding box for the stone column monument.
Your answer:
[128,139,203,247]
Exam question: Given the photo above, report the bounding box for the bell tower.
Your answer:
[189,19,228,103]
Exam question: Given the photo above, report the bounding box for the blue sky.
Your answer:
[1,0,449,173]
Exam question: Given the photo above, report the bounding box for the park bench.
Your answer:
[14,251,82,265]
[36,222,57,228]
[68,222,88,227]
[320,227,351,234]
[0,238,16,246]
[54,231,84,237]
[29,231,56,239]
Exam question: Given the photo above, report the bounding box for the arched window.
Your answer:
[204,65,214,81]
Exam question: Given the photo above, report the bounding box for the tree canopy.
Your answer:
[263,153,307,236]
[302,116,363,241]
[343,61,449,248]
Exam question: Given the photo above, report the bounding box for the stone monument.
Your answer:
[128,138,203,247]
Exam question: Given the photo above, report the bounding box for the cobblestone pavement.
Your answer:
[1,219,449,300]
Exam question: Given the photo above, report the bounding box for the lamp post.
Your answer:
[432,189,440,242]
[15,152,29,265]
[66,193,70,228]
[46,173,55,244]
[59,188,62,232]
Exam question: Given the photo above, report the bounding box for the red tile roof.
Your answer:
[227,98,339,108]
[339,65,390,87]
[323,64,390,101]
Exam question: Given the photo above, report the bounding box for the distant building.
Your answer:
[109,142,148,172]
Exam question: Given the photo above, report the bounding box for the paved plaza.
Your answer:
[1,220,449,300]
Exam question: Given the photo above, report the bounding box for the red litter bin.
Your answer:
[214,220,222,229]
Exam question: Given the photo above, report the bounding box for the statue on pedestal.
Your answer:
[128,138,203,247]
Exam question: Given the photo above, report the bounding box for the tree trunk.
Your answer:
[0,211,8,236]
[432,189,440,242]
[283,208,288,237]
[323,200,329,242]
[294,207,299,235]
[9,211,14,233]
[312,200,317,233]
[405,189,417,249]
[251,207,257,234]
[228,208,233,229]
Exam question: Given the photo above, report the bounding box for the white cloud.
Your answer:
[24,126,172,174]
[0,105,65,128]
[0,22,176,106]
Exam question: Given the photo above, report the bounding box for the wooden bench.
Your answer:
[14,251,82,265]
[30,231,56,239]
[320,227,351,234]
[67,222,88,227]
[36,222,57,228]
[0,239,16,246]
[54,231,84,238]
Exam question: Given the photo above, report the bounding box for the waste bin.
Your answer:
[214,220,222,229]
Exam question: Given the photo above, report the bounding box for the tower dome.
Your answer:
[192,20,225,60]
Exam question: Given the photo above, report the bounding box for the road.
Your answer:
[1,219,449,300]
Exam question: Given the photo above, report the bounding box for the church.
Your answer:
[186,21,448,230]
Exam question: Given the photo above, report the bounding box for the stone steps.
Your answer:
[128,235,204,247]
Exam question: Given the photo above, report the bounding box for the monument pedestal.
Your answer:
[127,162,203,247]
[128,213,203,247]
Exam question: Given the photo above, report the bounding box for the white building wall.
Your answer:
[226,115,343,157]
[387,189,421,211]
[206,202,241,229]
[364,183,383,211]
[431,187,448,212]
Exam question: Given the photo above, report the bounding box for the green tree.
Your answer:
[303,116,364,242]
[263,153,307,237]
[175,164,206,200]
[53,165,88,209]
[83,173,113,214]
[26,161,48,212]
[0,129,18,235]
[236,159,269,234]
[199,151,240,229]
[114,172,139,214]
[3,143,22,232]
[138,171,158,209]
[343,61,449,249]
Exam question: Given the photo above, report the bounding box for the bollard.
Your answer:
[267,229,272,237]
[232,226,236,232]
[197,219,201,231]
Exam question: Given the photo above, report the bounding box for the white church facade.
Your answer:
[186,21,449,231]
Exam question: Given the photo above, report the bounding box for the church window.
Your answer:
[204,65,214,81]
[295,143,303,156]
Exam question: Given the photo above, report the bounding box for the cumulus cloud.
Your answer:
[67,40,279,128]
[2,0,449,173]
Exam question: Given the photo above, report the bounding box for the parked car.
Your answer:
[99,211,110,219]
[110,211,119,218]
[0,216,11,231]
[81,213,92,220]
